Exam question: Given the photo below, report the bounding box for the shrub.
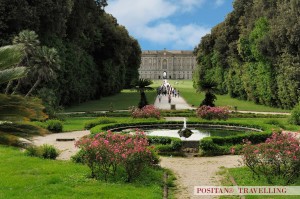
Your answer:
[242,132,300,184]
[84,117,117,130]
[130,105,160,119]
[46,120,63,132]
[147,136,182,153]
[289,103,300,125]
[40,144,60,159]
[25,144,59,159]
[75,131,158,182]
[199,132,273,156]
[196,106,230,120]
[71,149,86,163]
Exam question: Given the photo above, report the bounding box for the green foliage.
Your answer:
[147,136,182,153]
[84,117,117,130]
[0,145,165,199]
[46,119,63,132]
[194,1,300,109]
[25,144,59,159]
[289,103,300,125]
[199,131,273,156]
[0,0,141,108]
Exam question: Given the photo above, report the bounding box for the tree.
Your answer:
[0,44,47,146]
[132,78,154,109]
[0,45,27,84]
[197,81,218,107]
[9,30,40,94]
[25,46,60,97]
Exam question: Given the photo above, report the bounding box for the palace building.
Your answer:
[139,49,196,80]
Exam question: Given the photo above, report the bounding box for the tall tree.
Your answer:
[26,46,60,97]
[132,78,154,109]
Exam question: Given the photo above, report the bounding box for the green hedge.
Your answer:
[84,117,117,129]
[199,131,273,156]
[147,136,182,152]
[90,120,267,134]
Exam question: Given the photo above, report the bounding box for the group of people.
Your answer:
[157,80,180,104]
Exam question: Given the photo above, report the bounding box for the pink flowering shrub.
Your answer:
[130,105,160,119]
[196,105,230,120]
[242,132,300,184]
[75,131,158,182]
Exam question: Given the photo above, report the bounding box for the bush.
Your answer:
[71,149,86,163]
[84,117,117,130]
[130,105,160,119]
[75,131,158,182]
[199,131,273,156]
[196,106,230,120]
[25,144,59,159]
[147,136,182,153]
[289,103,300,125]
[46,120,63,132]
[265,119,285,129]
[242,132,300,184]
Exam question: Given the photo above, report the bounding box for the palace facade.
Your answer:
[139,49,196,80]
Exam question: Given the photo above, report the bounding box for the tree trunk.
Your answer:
[11,79,22,95]
[5,80,13,94]
[25,77,41,97]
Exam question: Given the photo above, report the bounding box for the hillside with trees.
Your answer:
[0,0,141,111]
[193,0,300,109]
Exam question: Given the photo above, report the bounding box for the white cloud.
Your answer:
[136,23,210,49]
[106,0,177,29]
[106,0,212,49]
[178,0,206,11]
[214,0,225,7]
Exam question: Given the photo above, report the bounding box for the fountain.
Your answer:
[178,118,193,138]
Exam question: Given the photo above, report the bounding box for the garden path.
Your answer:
[32,130,90,160]
[154,94,195,110]
[160,155,242,199]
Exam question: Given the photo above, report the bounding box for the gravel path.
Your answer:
[32,130,90,160]
[160,155,242,199]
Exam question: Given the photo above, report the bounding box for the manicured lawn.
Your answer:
[0,146,164,199]
[220,167,300,199]
[152,80,290,113]
[65,90,157,112]
[62,117,95,132]
[64,80,290,113]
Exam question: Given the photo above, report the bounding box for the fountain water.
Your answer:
[178,118,193,138]
[183,118,187,129]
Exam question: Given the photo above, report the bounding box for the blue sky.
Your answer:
[106,0,234,50]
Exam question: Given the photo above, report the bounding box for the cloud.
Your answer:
[178,0,206,11]
[106,0,212,49]
[106,0,177,29]
[214,0,225,7]
[136,23,210,49]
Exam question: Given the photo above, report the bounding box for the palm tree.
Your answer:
[25,46,60,97]
[0,45,27,85]
[197,80,218,107]
[10,30,40,94]
[132,78,154,108]
[0,44,47,146]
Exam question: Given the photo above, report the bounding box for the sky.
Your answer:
[105,0,234,50]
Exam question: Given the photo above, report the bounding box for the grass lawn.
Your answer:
[152,80,290,113]
[64,80,290,113]
[65,89,157,112]
[0,146,164,199]
[62,117,95,132]
[220,167,300,199]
